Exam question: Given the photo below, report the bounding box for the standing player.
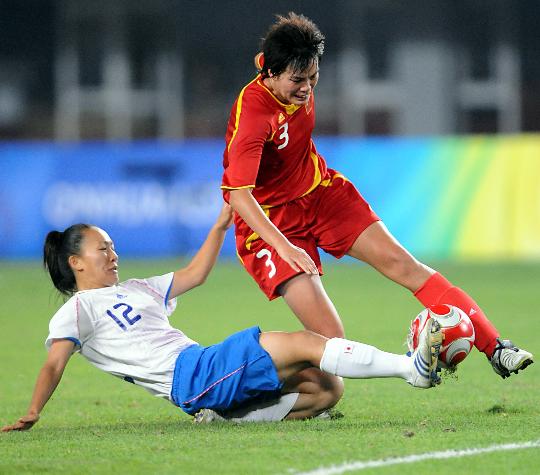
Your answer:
[1,205,443,432]
[221,12,533,378]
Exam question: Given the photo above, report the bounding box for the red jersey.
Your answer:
[221,75,328,207]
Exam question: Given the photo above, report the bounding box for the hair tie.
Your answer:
[254,52,265,72]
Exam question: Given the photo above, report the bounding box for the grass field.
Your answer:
[0,260,539,474]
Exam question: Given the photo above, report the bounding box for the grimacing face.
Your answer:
[265,60,319,106]
[69,227,119,291]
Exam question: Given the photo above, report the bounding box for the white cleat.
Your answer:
[193,408,226,424]
[314,408,345,420]
[491,339,534,379]
[408,318,443,388]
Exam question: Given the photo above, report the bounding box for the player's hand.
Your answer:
[276,242,319,275]
[1,413,40,432]
[214,203,234,231]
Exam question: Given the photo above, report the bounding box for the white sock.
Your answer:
[320,338,411,379]
[221,393,299,422]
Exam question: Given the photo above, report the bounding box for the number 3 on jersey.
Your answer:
[277,123,289,150]
[256,249,276,278]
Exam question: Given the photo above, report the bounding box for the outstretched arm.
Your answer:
[2,339,74,432]
[229,188,318,275]
[168,203,233,298]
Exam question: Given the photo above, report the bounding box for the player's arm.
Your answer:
[1,339,74,432]
[168,203,233,298]
[224,87,317,275]
[229,188,318,275]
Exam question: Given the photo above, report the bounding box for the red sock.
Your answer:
[414,272,499,358]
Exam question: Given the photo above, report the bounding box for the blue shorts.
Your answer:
[170,326,283,415]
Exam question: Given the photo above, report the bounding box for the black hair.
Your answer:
[260,12,325,77]
[43,224,92,296]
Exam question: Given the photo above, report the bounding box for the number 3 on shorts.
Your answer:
[256,249,276,278]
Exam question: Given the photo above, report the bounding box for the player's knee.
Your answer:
[324,375,344,409]
[300,325,344,340]
[288,371,344,419]
[313,324,345,339]
[295,329,343,354]
[328,327,345,339]
[293,329,324,345]
[313,374,344,413]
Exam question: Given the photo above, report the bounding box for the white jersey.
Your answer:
[45,272,197,401]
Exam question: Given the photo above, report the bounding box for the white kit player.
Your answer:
[2,205,444,432]
[46,273,197,399]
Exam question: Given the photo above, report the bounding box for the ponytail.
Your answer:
[43,224,91,296]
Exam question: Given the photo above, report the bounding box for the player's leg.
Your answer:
[194,368,342,423]
[313,172,499,358]
[278,273,345,338]
[347,221,500,353]
[310,174,531,376]
[347,221,533,375]
[194,393,301,423]
[281,368,343,420]
[187,324,441,424]
[236,204,346,338]
[347,221,433,290]
[259,325,442,389]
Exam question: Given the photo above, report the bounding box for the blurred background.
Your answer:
[1,0,539,260]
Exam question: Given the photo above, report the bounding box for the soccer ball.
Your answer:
[407,304,475,368]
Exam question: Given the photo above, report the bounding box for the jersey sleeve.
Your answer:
[137,272,177,316]
[222,88,273,190]
[45,295,93,354]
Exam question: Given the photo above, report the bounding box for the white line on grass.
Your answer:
[292,439,540,475]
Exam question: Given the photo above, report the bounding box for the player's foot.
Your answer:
[490,339,533,379]
[314,408,345,420]
[193,408,226,424]
[408,318,443,388]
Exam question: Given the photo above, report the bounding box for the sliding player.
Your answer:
[1,205,443,432]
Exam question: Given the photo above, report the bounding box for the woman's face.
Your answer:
[266,60,319,105]
[70,227,119,291]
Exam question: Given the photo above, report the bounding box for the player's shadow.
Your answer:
[15,415,369,436]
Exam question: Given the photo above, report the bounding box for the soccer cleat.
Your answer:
[408,317,443,388]
[314,408,345,420]
[193,408,226,424]
[490,339,534,379]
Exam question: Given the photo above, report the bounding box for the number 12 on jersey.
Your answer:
[106,303,141,330]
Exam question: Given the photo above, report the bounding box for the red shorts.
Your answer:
[235,169,380,300]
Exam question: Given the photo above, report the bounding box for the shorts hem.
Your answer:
[325,216,381,259]
[265,271,303,300]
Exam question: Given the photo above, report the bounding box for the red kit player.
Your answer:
[222,12,532,379]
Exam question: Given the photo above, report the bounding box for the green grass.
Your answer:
[1,260,539,474]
